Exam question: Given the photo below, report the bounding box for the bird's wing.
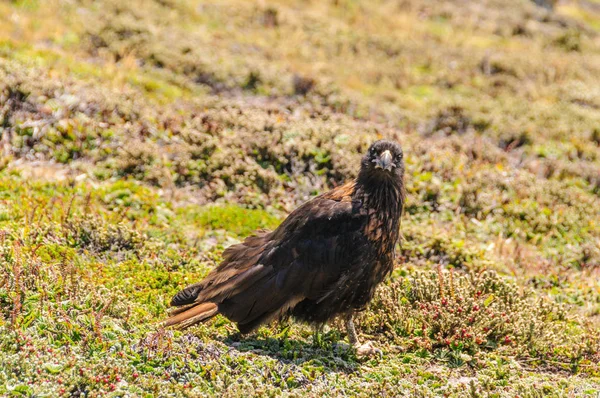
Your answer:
[258,181,369,294]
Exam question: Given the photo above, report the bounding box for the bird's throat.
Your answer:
[355,177,403,249]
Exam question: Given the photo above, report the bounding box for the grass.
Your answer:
[0,0,599,396]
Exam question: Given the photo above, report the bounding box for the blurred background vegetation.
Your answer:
[0,0,599,396]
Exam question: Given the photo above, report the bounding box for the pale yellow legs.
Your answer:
[344,313,382,357]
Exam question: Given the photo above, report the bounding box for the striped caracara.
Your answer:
[166,140,405,356]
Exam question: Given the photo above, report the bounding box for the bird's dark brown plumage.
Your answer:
[167,140,405,335]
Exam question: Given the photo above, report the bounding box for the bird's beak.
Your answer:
[375,150,394,171]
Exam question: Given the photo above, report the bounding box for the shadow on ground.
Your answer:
[218,330,362,374]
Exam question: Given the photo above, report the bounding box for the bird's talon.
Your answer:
[353,341,382,357]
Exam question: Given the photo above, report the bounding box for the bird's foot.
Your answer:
[353,341,382,357]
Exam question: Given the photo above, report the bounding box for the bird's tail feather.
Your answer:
[163,302,218,329]
[165,268,298,333]
[165,232,295,332]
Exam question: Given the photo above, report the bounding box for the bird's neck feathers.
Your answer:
[354,172,404,263]
[355,171,405,218]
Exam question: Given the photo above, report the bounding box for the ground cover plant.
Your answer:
[0,0,599,396]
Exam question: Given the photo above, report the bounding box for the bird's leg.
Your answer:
[345,313,359,346]
[344,313,382,357]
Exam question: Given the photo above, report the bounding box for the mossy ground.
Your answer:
[0,0,599,396]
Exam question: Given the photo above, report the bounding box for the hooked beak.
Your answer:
[374,150,394,171]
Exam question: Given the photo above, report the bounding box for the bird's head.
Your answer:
[359,140,404,184]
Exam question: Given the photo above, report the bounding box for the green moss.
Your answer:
[181,204,280,237]
[126,72,186,101]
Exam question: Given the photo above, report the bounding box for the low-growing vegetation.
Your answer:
[0,0,599,396]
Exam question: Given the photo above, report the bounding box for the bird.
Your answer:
[165,140,405,355]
